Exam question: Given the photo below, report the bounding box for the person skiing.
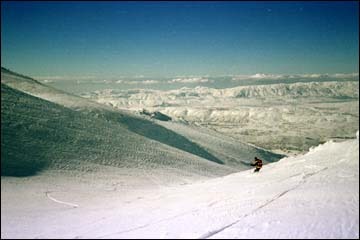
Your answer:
[251,157,263,172]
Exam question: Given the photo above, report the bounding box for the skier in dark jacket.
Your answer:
[251,157,263,172]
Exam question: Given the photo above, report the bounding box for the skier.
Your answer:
[251,157,263,173]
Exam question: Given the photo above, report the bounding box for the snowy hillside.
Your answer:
[83,81,359,154]
[2,83,236,178]
[1,67,112,111]
[1,133,358,239]
[1,67,283,177]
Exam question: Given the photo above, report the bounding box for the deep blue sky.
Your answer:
[1,1,359,78]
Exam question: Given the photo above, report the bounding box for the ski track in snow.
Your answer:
[97,207,202,239]
[45,191,79,208]
[198,167,329,239]
[94,167,330,239]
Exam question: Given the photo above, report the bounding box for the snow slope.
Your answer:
[0,78,227,179]
[153,119,282,169]
[1,66,282,175]
[1,134,358,239]
[1,83,235,178]
[1,67,282,177]
[1,67,103,110]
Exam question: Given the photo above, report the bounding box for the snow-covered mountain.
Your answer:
[83,81,359,154]
[1,67,283,178]
[1,68,358,239]
[83,81,359,107]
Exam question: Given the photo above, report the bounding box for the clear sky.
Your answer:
[1,1,359,78]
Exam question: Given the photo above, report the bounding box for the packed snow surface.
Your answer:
[1,137,358,239]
